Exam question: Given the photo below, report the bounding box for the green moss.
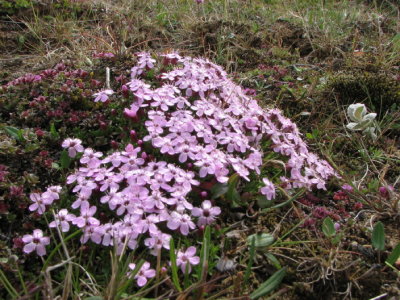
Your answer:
[326,71,400,115]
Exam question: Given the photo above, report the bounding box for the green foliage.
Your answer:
[250,267,286,299]
[244,236,256,284]
[371,221,385,251]
[169,238,182,292]
[322,217,336,238]
[247,233,275,249]
[0,0,31,15]
[386,243,400,266]
[3,126,25,142]
[59,149,71,169]
[327,72,400,116]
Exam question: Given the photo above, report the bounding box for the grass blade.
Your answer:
[0,268,20,298]
[169,238,182,292]
[386,243,400,266]
[244,235,256,284]
[250,267,286,300]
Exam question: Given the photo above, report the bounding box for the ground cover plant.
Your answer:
[0,0,399,299]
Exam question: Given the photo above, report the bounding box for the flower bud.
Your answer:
[130,130,137,141]
[334,223,341,231]
[99,121,107,130]
[122,85,129,98]
[111,140,119,149]
[379,186,393,199]
[141,152,147,160]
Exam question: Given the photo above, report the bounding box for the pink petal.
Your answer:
[180,224,189,235]
[41,237,50,245]
[36,244,46,256]
[185,246,196,257]
[136,276,147,287]
[68,148,77,158]
[22,235,32,243]
[144,269,156,278]
[167,219,179,230]
[189,256,200,265]
[210,207,221,216]
[202,200,212,209]
[191,207,202,217]
[23,243,36,254]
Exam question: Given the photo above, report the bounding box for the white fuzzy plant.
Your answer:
[346,103,378,140]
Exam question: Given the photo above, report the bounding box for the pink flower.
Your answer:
[72,202,99,228]
[29,193,51,214]
[341,184,353,192]
[49,209,75,232]
[22,229,50,256]
[167,212,196,235]
[62,138,84,158]
[260,178,276,200]
[124,104,140,120]
[80,148,103,168]
[144,231,171,255]
[128,261,156,287]
[93,89,114,102]
[192,200,221,226]
[42,185,62,204]
[176,246,200,273]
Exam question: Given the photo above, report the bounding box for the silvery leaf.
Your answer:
[346,122,363,131]
[347,103,366,122]
[362,113,377,122]
[363,127,377,140]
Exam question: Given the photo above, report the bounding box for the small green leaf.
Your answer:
[372,221,385,251]
[386,243,400,266]
[50,123,59,139]
[227,187,241,207]
[247,233,275,249]
[51,162,60,170]
[322,217,336,238]
[198,226,211,280]
[60,150,71,169]
[4,126,24,142]
[244,236,256,284]
[227,173,242,206]
[211,182,228,199]
[83,297,104,300]
[265,253,282,269]
[250,267,286,299]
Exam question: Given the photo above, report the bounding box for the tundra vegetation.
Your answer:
[0,0,399,299]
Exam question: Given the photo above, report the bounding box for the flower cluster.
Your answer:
[20,52,338,286]
[24,141,218,272]
[123,52,337,199]
[28,185,62,214]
